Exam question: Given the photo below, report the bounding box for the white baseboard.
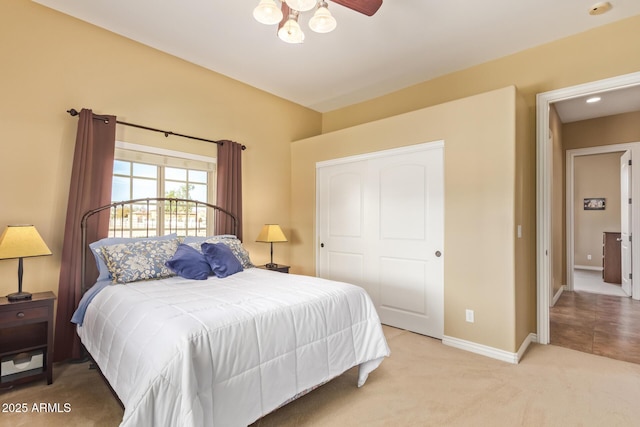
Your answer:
[442,333,537,364]
[574,265,603,271]
[517,333,537,362]
[551,285,565,306]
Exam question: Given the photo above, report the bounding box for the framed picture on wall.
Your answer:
[584,198,606,210]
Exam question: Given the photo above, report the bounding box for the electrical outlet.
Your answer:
[465,309,474,323]
[587,254,592,260]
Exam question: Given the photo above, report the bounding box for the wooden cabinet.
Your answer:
[603,232,622,284]
[0,291,55,388]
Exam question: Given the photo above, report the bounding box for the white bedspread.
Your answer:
[77,268,390,426]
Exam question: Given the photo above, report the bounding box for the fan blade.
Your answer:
[330,0,383,16]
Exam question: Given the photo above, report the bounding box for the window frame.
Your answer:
[111,141,217,237]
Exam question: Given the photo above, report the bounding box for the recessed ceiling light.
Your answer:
[586,96,602,104]
[589,2,612,15]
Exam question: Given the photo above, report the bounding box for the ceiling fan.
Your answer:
[253,0,383,43]
[328,0,383,16]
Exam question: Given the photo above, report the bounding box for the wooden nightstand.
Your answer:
[0,291,56,388]
[257,264,290,273]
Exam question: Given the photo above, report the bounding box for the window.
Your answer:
[112,161,209,202]
[109,142,216,237]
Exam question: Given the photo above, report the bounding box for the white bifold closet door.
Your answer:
[317,141,444,338]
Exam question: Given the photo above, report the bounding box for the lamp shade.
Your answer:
[253,0,283,25]
[286,0,317,12]
[0,225,52,260]
[309,2,337,33]
[256,224,288,243]
[278,15,305,43]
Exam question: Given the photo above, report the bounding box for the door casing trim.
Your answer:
[537,71,640,344]
[565,144,639,294]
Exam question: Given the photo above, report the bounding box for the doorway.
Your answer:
[566,147,634,298]
[537,71,640,344]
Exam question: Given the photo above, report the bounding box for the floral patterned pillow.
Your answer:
[101,238,179,284]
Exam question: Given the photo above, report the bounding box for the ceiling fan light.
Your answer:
[285,0,317,12]
[278,16,305,43]
[253,0,283,25]
[309,2,336,33]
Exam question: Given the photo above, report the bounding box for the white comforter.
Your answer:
[77,268,390,426]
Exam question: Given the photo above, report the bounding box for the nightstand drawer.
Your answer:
[0,306,48,324]
[1,350,44,383]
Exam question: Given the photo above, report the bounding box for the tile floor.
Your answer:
[550,290,640,364]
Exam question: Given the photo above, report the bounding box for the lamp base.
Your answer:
[7,291,32,302]
[265,263,278,269]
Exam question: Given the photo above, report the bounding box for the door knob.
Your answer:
[435,251,442,257]
[320,243,325,248]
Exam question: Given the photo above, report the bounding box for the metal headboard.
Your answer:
[80,197,237,293]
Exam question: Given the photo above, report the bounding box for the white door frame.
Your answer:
[565,144,638,293]
[621,150,633,296]
[536,71,640,344]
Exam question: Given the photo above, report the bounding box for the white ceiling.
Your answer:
[554,84,640,123]
[33,0,640,115]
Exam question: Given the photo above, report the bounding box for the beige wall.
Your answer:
[0,2,321,298]
[322,14,640,134]
[514,90,536,348]
[573,153,623,268]
[292,87,531,353]
[564,111,640,150]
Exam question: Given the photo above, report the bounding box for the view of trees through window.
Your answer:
[109,159,211,237]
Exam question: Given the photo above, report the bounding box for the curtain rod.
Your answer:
[66,108,246,150]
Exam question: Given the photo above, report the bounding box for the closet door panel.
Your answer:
[369,146,443,338]
[318,162,367,289]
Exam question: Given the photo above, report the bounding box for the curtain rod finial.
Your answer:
[67,108,79,116]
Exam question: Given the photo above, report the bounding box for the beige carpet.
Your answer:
[2,326,640,426]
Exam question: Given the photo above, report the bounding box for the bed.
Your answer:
[72,198,390,427]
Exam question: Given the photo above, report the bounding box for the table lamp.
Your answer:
[256,224,287,268]
[0,225,52,301]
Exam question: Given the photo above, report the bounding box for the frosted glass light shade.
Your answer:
[309,2,336,33]
[253,0,283,25]
[285,0,317,12]
[278,16,305,43]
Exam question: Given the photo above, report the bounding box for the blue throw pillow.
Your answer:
[202,242,243,278]
[165,244,212,280]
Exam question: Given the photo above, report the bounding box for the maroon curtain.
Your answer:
[216,140,243,240]
[54,109,115,362]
